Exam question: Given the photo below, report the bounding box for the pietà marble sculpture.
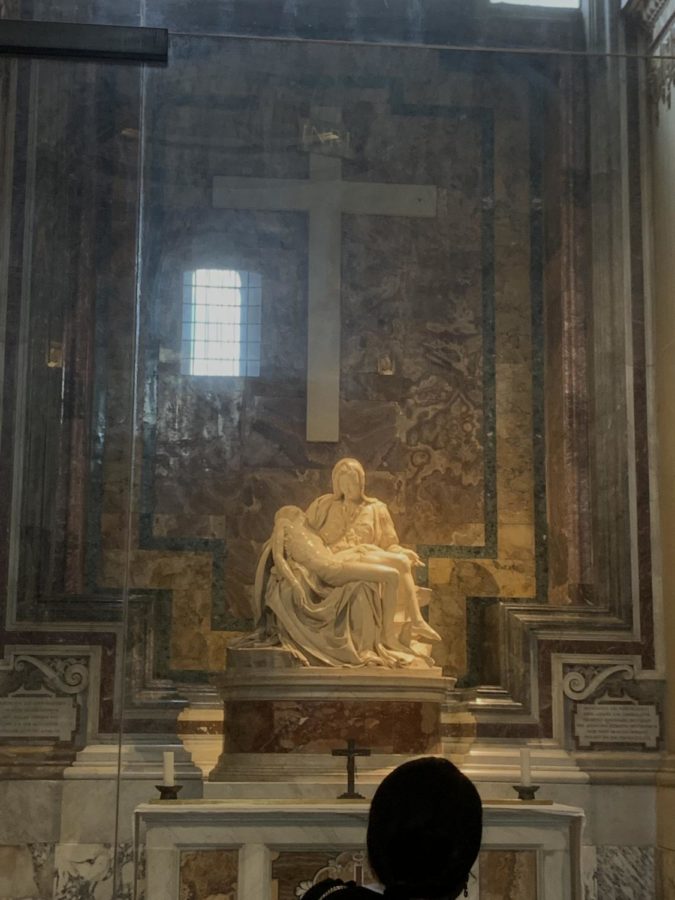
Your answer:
[233,458,440,668]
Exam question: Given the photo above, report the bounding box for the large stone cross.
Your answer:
[213,107,438,442]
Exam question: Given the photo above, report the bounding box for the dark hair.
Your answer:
[367,757,482,900]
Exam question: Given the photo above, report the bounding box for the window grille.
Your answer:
[181,268,261,377]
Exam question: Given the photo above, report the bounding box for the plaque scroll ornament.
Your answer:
[562,664,635,702]
[13,655,89,695]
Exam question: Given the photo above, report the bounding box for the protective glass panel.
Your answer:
[1,3,672,898]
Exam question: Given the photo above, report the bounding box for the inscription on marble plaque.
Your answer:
[0,695,77,740]
[574,702,659,748]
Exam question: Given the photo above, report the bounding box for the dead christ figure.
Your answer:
[271,505,405,652]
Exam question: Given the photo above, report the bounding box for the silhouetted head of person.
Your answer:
[367,757,483,900]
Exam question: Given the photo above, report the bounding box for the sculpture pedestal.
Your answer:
[208,654,453,797]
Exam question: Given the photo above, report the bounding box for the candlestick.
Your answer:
[162,751,175,787]
[155,784,182,800]
[512,783,539,801]
[520,747,531,787]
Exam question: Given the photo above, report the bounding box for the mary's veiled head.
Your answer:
[331,458,367,500]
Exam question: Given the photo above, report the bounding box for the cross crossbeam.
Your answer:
[213,106,438,442]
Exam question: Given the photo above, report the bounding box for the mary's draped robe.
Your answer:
[247,495,430,668]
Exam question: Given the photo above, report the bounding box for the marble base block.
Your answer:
[65,739,202,781]
[205,752,428,798]
[210,666,452,783]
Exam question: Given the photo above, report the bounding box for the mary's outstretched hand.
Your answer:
[398,546,424,568]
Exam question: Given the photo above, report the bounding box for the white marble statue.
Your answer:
[237,458,440,668]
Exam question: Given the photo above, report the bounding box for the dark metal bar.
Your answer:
[0,20,168,63]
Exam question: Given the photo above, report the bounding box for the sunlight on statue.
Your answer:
[234,458,440,668]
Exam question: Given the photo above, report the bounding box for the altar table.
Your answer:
[134,799,584,900]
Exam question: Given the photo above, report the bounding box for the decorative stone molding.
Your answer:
[627,0,675,110]
[66,739,201,780]
[649,27,675,111]
[628,0,675,41]
[643,0,671,29]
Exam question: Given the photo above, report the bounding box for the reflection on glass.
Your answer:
[181,268,262,377]
[491,0,579,6]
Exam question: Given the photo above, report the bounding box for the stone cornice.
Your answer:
[629,0,675,112]
[649,20,675,112]
[628,0,675,48]
[644,0,672,28]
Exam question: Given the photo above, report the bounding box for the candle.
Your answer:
[163,751,175,787]
[520,747,531,786]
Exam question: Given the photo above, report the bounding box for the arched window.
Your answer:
[181,268,261,377]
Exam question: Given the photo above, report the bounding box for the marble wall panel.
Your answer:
[429,579,467,673]
[595,846,655,900]
[179,848,238,900]
[656,847,675,900]
[495,296,533,368]
[53,843,135,900]
[101,550,212,593]
[0,782,63,844]
[0,844,53,900]
[225,699,440,754]
[2,838,656,900]
[581,845,598,900]
[170,588,232,671]
[271,849,374,899]
[495,363,535,529]
[479,849,537,900]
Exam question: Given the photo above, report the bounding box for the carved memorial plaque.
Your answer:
[0,695,77,741]
[574,702,659,749]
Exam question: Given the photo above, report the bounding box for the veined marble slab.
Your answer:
[595,846,655,899]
